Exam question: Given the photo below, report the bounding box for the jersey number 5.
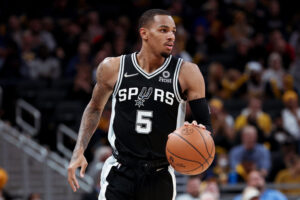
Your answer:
[135,110,153,134]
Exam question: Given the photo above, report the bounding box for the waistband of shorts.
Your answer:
[112,151,169,171]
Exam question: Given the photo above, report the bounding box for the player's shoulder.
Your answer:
[95,56,122,86]
[96,56,121,75]
[179,60,203,79]
[99,56,121,70]
[180,60,201,75]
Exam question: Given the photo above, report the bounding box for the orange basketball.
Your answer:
[166,125,215,175]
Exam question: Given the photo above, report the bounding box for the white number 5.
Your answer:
[135,110,153,134]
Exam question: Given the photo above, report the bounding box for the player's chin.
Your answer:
[160,51,171,58]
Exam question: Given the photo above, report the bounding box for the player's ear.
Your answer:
[139,28,148,40]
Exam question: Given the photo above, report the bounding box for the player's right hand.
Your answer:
[67,154,88,192]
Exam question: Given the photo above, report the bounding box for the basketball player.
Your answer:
[68,9,212,200]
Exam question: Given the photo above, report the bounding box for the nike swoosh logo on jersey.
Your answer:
[124,72,139,78]
[156,167,165,172]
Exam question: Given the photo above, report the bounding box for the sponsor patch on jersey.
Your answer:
[159,71,172,83]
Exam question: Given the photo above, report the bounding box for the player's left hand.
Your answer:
[184,120,206,130]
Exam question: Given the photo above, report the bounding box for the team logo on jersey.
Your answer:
[159,71,172,83]
[135,87,153,107]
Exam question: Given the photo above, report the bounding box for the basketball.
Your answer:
[166,125,215,175]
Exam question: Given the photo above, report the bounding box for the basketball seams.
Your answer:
[209,137,215,155]
[166,148,204,166]
[194,127,214,159]
[166,148,204,174]
[172,132,210,165]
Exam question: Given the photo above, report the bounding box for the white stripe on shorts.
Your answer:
[168,166,177,200]
[98,156,119,200]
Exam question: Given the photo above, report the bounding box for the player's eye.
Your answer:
[160,29,167,33]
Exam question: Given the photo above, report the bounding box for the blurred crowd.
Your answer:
[1,0,300,199]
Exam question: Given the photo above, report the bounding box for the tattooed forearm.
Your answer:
[72,105,102,156]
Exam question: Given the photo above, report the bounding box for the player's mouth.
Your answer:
[165,43,174,51]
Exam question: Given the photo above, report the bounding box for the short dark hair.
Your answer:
[138,9,171,29]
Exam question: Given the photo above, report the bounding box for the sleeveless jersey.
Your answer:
[108,52,186,160]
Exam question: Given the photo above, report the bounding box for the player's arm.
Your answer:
[179,62,213,133]
[67,57,120,192]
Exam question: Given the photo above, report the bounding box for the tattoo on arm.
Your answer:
[71,105,102,160]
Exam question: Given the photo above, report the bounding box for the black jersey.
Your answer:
[108,52,186,160]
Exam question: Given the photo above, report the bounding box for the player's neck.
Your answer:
[136,49,166,74]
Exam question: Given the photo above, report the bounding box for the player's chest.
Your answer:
[117,78,176,108]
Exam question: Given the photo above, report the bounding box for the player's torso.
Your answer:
[108,52,186,160]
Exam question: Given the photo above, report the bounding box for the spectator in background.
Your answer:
[207,62,225,99]
[199,192,217,200]
[241,186,260,200]
[275,155,300,195]
[7,15,23,48]
[266,30,295,69]
[234,170,287,200]
[210,98,235,151]
[235,96,272,141]
[199,180,220,200]
[28,18,56,52]
[221,68,248,99]
[225,11,253,47]
[232,38,252,73]
[229,126,271,179]
[267,139,297,182]
[265,0,283,32]
[86,146,112,180]
[176,176,201,200]
[173,25,192,62]
[267,114,292,152]
[21,30,36,65]
[0,39,26,79]
[0,168,12,200]
[262,52,285,99]
[282,90,300,140]
[289,33,300,93]
[244,61,265,98]
[66,40,92,78]
[72,63,93,103]
[213,153,230,184]
[249,32,267,65]
[186,24,208,64]
[86,11,105,44]
[27,44,60,79]
[27,193,41,200]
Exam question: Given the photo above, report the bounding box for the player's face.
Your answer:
[144,15,176,57]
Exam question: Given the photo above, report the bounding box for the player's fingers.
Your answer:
[67,176,76,192]
[80,162,88,178]
[184,121,190,126]
[74,175,80,190]
[192,120,198,126]
[68,168,77,192]
[198,124,206,129]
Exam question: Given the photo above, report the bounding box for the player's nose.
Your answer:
[167,31,175,41]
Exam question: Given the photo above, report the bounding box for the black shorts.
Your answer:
[98,156,176,200]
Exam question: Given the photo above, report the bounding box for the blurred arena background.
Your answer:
[0,0,300,200]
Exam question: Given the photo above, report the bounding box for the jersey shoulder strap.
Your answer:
[112,55,126,97]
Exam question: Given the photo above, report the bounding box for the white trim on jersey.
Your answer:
[168,166,177,200]
[112,55,125,97]
[98,156,119,200]
[176,101,186,129]
[173,58,183,102]
[131,52,172,79]
[108,97,117,150]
